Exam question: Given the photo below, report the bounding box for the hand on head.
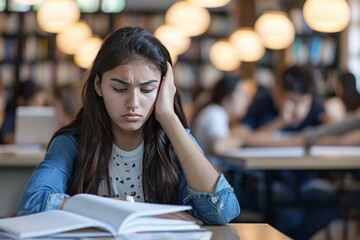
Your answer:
[155,62,176,122]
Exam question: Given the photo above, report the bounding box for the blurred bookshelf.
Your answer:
[0,1,343,103]
[254,6,342,97]
[0,3,233,106]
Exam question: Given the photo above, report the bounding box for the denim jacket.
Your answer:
[17,133,240,224]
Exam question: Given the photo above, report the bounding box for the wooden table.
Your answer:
[222,146,360,170]
[207,223,291,240]
[0,146,291,239]
[220,146,360,224]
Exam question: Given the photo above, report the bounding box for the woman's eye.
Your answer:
[114,87,126,93]
[141,88,153,93]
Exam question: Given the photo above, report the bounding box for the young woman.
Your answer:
[16,27,240,225]
[192,75,253,168]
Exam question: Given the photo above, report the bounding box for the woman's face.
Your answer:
[95,62,161,137]
[229,80,253,119]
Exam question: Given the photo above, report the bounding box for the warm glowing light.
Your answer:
[165,1,211,37]
[209,40,241,72]
[37,0,80,33]
[167,47,179,65]
[154,25,191,55]
[76,0,99,12]
[14,0,43,5]
[186,0,231,8]
[254,11,295,50]
[303,0,350,33]
[102,0,125,13]
[56,21,92,55]
[229,28,265,62]
[74,36,102,69]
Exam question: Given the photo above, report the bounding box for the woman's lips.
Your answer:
[123,113,141,121]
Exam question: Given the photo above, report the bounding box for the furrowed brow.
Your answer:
[110,78,159,86]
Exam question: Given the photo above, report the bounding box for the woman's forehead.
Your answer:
[103,63,161,82]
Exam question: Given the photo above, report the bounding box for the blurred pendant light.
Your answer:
[303,0,350,33]
[186,0,231,8]
[76,0,99,12]
[167,47,179,65]
[102,0,125,13]
[74,36,102,69]
[209,40,241,72]
[165,1,211,37]
[37,0,80,33]
[229,28,265,62]
[254,11,295,50]
[154,25,191,55]
[13,0,43,5]
[56,21,92,55]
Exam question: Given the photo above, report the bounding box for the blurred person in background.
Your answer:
[304,111,360,146]
[0,80,46,144]
[51,83,82,127]
[242,65,325,146]
[239,65,338,240]
[191,74,254,170]
[304,71,360,146]
[335,71,360,113]
[324,71,360,123]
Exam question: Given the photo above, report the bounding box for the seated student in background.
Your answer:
[242,65,325,147]
[0,80,46,144]
[333,71,360,113]
[16,27,240,225]
[240,65,337,240]
[304,110,360,146]
[303,71,360,146]
[192,75,253,169]
[51,83,82,127]
[324,71,360,123]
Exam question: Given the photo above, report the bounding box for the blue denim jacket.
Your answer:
[17,133,240,224]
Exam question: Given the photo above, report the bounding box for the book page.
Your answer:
[0,210,114,239]
[65,194,195,235]
[115,230,212,240]
[310,146,360,156]
[225,147,305,158]
[122,216,199,234]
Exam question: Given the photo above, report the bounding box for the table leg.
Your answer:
[264,170,275,224]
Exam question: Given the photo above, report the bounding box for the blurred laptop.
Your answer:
[15,106,59,147]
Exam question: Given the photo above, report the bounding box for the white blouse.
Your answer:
[98,141,145,202]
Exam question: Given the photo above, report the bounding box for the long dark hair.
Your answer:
[50,27,189,204]
[338,71,360,112]
[281,65,317,97]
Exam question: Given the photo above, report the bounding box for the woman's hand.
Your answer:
[157,211,203,225]
[60,198,69,210]
[155,62,177,123]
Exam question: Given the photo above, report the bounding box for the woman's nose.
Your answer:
[127,89,140,109]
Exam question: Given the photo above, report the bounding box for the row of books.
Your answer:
[0,36,50,62]
[0,60,81,87]
[286,35,337,67]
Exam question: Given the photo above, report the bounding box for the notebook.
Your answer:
[15,106,59,147]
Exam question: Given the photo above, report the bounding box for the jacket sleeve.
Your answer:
[178,130,240,225]
[16,135,78,215]
[179,172,240,225]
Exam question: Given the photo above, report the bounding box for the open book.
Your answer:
[0,194,201,239]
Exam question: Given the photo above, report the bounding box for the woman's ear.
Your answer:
[94,75,103,97]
